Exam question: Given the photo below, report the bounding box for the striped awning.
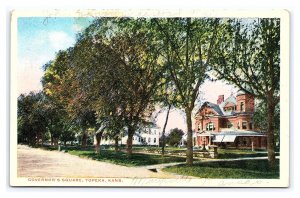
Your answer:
[213,135,236,143]
[222,135,237,142]
[213,135,224,142]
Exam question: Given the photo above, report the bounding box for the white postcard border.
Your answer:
[10,9,290,187]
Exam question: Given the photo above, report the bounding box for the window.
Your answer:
[138,137,141,142]
[249,122,253,130]
[240,102,244,111]
[227,122,233,128]
[242,121,247,129]
[148,137,151,143]
[243,137,247,145]
[237,121,240,129]
[206,122,215,131]
[154,130,156,135]
[154,138,156,143]
[198,124,202,131]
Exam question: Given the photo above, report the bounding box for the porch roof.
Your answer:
[213,135,237,143]
[217,130,266,136]
[197,130,266,137]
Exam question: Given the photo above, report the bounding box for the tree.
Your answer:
[60,125,77,146]
[253,101,280,149]
[42,49,100,148]
[17,92,48,146]
[210,18,280,169]
[72,18,166,155]
[155,71,178,156]
[154,18,220,165]
[166,128,184,147]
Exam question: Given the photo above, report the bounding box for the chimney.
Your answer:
[217,95,224,105]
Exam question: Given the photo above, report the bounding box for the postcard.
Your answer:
[10,9,289,187]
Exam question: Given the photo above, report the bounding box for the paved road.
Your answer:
[17,145,183,178]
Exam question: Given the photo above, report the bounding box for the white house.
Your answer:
[179,131,198,147]
[100,125,161,146]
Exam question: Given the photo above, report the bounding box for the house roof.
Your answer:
[219,95,237,116]
[197,94,239,117]
[217,130,266,136]
[197,130,266,137]
[236,90,246,96]
[204,101,224,115]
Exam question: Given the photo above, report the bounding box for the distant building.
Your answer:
[124,126,160,146]
[194,91,267,150]
[100,125,161,146]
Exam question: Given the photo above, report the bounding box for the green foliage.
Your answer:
[17,92,48,145]
[70,18,169,152]
[37,17,280,165]
[211,18,280,100]
[163,159,279,179]
[216,149,277,159]
[153,18,221,164]
[153,18,220,109]
[166,128,184,147]
[210,18,280,168]
[67,149,186,167]
[253,101,280,147]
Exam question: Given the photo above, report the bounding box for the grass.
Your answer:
[67,149,186,167]
[217,149,269,159]
[163,159,279,179]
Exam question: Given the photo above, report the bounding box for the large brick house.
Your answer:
[194,91,267,150]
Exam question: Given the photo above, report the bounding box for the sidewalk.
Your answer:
[138,156,280,170]
[17,145,182,178]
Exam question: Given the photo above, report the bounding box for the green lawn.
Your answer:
[163,159,279,179]
[217,149,269,159]
[67,149,186,167]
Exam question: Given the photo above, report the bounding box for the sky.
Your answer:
[17,17,93,94]
[17,17,237,133]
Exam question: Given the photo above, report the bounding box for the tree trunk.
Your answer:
[114,136,119,152]
[126,126,134,155]
[95,132,102,154]
[162,104,171,156]
[82,132,87,148]
[54,138,58,147]
[51,135,54,146]
[41,135,45,146]
[267,98,276,169]
[185,108,193,165]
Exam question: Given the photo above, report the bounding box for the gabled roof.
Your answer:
[219,95,236,108]
[197,95,238,117]
[201,101,224,116]
[219,95,237,116]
